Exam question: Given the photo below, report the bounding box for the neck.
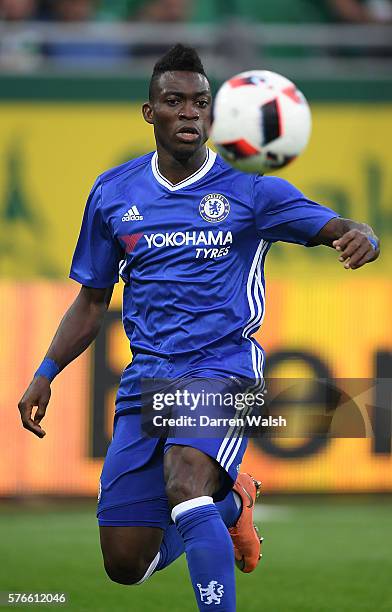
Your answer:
[156,145,208,185]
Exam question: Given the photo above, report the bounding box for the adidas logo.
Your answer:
[122,205,143,221]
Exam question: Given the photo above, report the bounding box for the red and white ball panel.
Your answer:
[210,70,312,174]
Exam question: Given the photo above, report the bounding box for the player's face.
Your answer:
[143,71,212,159]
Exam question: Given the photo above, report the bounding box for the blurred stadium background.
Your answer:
[0,1,392,610]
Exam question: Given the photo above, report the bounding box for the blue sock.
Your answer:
[154,491,241,575]
[155,523,184,571]
[173,496,236,611]
[154,491,241,572]
[216,491,242,528]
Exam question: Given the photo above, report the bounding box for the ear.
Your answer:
[142,101,154,125]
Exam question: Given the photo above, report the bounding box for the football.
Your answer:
[210,70,312,174]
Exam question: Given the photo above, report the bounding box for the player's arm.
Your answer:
[18,284,113,438]
[308,217,380,270]
[253,177,380,270]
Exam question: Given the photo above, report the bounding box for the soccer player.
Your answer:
[18,44,379,611]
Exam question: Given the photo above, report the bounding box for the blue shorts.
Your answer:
[97,411,248,528]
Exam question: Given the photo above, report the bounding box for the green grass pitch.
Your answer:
[1,497,391,611]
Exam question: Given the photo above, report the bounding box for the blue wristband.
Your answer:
[34,358,60,382]
[368,237,379,251]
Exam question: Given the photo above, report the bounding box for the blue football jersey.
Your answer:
[70,149,337,413]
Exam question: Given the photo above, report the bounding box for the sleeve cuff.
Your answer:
[69,271,117,289]
[305,214,340,247]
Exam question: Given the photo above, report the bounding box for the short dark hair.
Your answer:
[149,43,207,100]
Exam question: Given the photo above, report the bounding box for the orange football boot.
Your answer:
[228,473,263,573]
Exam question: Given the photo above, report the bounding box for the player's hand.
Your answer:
[332,229,380,270]
[18,377,51,438]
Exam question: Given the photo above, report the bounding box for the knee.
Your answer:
[165,478,198,508]
[103,555,150,586]
[164,446,221,508]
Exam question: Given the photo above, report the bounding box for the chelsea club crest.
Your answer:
[199,193,230,223]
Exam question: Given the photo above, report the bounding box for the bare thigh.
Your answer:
[99,525,163,585]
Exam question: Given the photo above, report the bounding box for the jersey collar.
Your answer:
[151,148,217,191]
